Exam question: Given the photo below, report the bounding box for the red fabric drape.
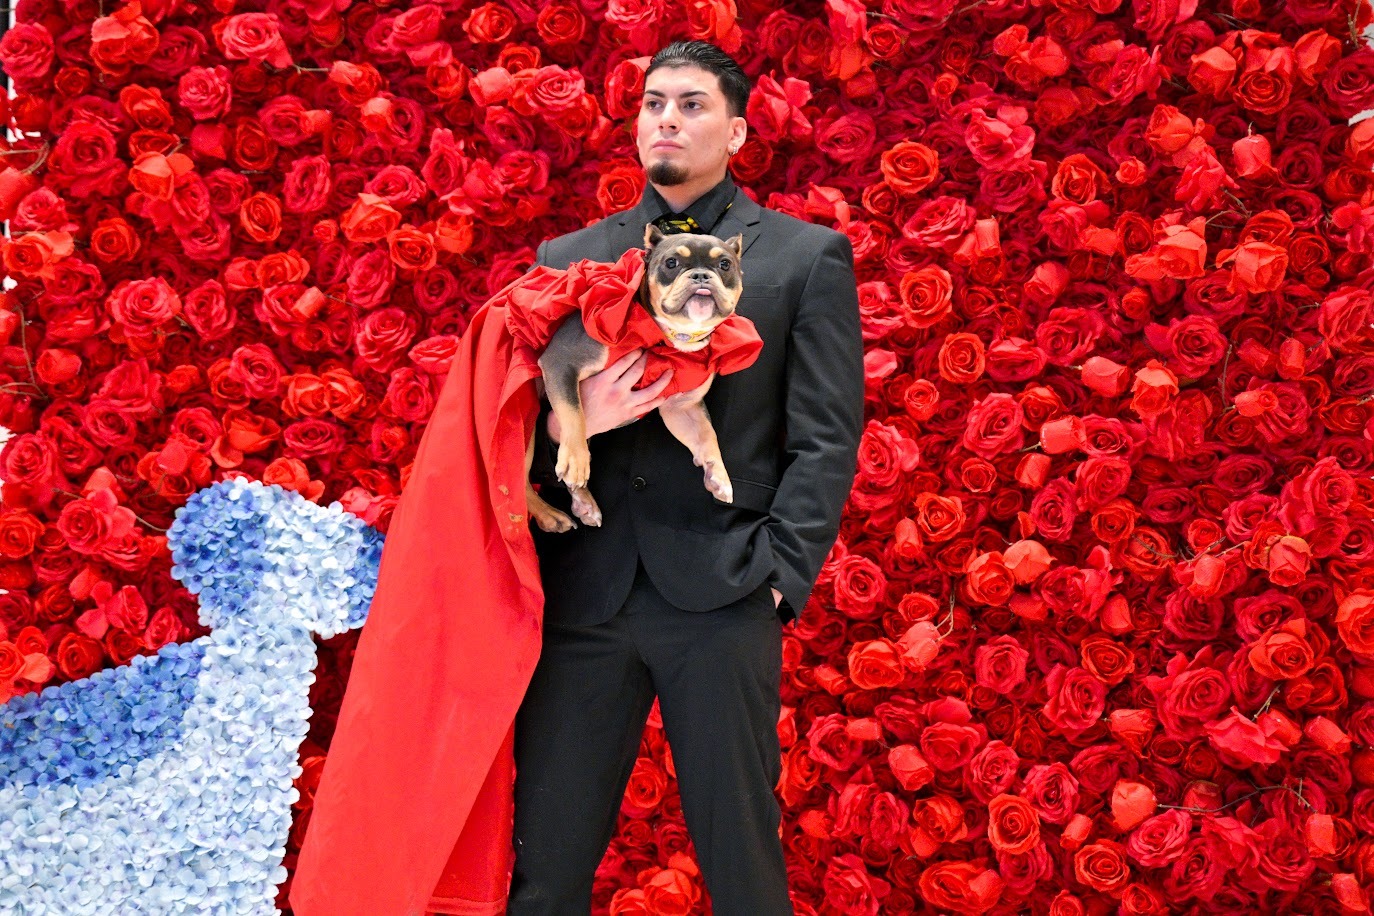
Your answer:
[287,248,762,915]
[288,293,544,916]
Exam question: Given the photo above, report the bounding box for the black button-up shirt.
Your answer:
[642,173,738,236]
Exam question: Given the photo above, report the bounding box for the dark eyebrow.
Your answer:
[642,90,710,100]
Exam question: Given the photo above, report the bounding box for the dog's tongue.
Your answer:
[686,293,715,322]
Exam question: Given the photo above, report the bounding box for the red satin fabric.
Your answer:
[500,247,764,395]
[288,296,543,916]
[287,250,761,916]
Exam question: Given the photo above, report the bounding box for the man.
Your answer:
[510,40,864,914]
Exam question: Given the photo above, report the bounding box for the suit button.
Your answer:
[631,476,646,490]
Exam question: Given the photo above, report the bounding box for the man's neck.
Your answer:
[652,169,728,214]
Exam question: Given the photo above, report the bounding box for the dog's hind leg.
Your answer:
[657,374,732,504]
[567,485,603,527]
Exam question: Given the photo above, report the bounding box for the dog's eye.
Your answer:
[665,257,678,270]
[719,260,732,271]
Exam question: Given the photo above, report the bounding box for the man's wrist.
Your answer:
[546,410,560,445]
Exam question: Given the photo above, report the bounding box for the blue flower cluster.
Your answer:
[0,478,384,914]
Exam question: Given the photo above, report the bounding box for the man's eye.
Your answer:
[665,257,678,269]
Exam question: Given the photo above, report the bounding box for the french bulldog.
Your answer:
[524,223,746,535]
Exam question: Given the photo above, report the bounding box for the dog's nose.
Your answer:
[688,270,714,283]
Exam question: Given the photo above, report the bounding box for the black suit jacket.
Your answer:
[528,186,864,626]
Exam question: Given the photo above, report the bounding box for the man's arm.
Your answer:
[765,231,864,618]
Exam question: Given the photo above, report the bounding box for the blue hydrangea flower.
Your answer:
[0,478,384,914]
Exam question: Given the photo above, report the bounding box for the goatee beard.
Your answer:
[647,161,690,186]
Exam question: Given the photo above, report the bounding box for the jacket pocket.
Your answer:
[738,284,782,301]
[729,477,778,514]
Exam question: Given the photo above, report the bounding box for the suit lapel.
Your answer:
[607,198,660,262]
[712,192,763,259]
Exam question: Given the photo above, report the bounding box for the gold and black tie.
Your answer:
[653,201,731,235]
[654,213,702,234]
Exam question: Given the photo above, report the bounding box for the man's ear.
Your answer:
[725,233,744,259]
[644,223,664,249]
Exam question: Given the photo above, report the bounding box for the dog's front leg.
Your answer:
[537,314,615,494]
[658,374,732,503]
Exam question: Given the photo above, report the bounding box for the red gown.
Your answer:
[287,247,761,916]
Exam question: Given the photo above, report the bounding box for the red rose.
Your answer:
[107,277,182,340]
[824,853,891,915]
[962,393,1025,458]
[1126,809,1191,868]
[510,65,585,117]
[0,23,55,83]
[382,369,435,423]
[56,631,105,680]
[1337,591,1374,661]
[975,636,1029,694]
[897,265,953,328]
[1043,664,1107,736]
[90,4,159,77]
[880,141,939,196]
[1233,49,1296,115]
[937,333,985,384]
[831,554,887,620]
[964,552,1013,606]
[988,793,1040,854]
[913,493,965,544]
[919,722,983,771]
[1079,636,1135,686]
[1074,839,1130,893]
[917,862,1003,915]
[346,249,398,310]
[1248,618,1314,680]
[902,196,975,249]
[217,13,292,68]
[620,757,666,817]
[967,739,1020,802]
[238,192,283,244]
[1130,359,1178,420]
[178,66,232,121]
[1022,762,1080,824]
[847,639,905,689]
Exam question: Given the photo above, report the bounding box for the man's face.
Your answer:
[635,64,745,187]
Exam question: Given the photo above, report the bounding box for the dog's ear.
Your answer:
[644,223,665,249]
[724,233,744,259]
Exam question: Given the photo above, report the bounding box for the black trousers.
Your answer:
[507,558,792,915]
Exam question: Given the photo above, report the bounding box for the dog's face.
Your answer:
[642,223,744,350]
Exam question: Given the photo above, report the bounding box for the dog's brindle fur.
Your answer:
[524,224,746,534]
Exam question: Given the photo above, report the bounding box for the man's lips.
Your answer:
[652,140,682,150]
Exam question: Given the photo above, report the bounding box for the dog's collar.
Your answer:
[660,325,714,345]
[651,314,715,346]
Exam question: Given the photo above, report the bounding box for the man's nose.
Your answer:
[656,103,681,131]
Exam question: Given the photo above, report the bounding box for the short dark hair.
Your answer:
[646,41,751,119]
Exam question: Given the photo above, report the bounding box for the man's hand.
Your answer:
[771,587,783,609]
[547,350,675,443]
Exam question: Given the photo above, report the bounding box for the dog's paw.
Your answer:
[555,441,591,490]
[531,504,577,534]
[703,461,733,503]
[570,488,603,527]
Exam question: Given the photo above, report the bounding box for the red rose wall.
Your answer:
[3,0,1374,909]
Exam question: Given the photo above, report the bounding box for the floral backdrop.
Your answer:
[3,0,1374,910]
